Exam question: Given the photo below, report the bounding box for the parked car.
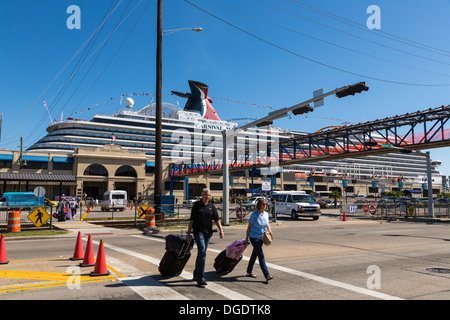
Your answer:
[243,197,266,205]
[184,198,200,207]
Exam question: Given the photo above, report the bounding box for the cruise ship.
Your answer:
[27,80,444,194]
[28,80,288,165]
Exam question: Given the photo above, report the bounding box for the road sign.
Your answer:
[28,206,50,227]
[408,205,414,216]
[349,205,358,213]
[236,207,247,219]
[34,186,46,198]
[138,205,148,219]
[369,205,376,215]
[363,205,369,213]
[381,143,392,148]
[261,181,271,191]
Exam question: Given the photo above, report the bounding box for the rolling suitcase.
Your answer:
[165,234,194,253]
[214,250,243,275]
[159,237,193,278]
[225,239,248,260]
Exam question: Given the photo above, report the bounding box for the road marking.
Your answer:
[106,256,188,300]
[94,237,251,300]
[0,270,116,293]
[132,235,403,300]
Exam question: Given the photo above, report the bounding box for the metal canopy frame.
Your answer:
[169,104,450,177]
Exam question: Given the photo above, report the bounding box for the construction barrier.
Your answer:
[7,211,21,233]
[145,207,155,227]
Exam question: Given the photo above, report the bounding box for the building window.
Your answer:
[84,164,108,176]
[53,162,73,171]
[22,161,48,170]
[210,182,223,190]
[115,165,137,177]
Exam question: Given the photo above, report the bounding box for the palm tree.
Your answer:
[329,190,343,209]
[385,190,403,203]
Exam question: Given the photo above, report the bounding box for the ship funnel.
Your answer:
[172,80,221,120]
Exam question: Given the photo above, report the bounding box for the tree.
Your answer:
[385,190,403,203]
[329,190,343,209]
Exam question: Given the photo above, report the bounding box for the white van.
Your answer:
[271,191,320,220]
[101,190,127,211]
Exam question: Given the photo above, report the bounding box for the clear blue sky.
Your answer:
[1,0,450,176]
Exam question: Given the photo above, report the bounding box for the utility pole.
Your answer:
[426,151,434,218]
[155,0,163,210]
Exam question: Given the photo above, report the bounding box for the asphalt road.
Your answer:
[2,215,450,307]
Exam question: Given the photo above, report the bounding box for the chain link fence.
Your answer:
[340,201,450,220]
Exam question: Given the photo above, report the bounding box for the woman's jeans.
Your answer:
[193,232,211,281]
[247,238,270,278]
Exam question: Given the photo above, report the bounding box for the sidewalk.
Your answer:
[52,219,142,237]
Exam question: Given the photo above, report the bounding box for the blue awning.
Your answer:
[405,189,422,194]
[53,156,74,163]
[22,155,49,162]
[0,154,13,160]
[146,161,155,167]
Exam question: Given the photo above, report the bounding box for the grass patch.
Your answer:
[0,229,69,237]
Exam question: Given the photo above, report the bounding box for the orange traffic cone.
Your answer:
[70,231,84,261]
[0,234,9,264]
[342,211,347,221]
[91,239,110,276]
[80,234,95,267]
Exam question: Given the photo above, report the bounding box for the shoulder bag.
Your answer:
[258,214,272,246]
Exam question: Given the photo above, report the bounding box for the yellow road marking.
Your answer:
[0,278,117,293]
[0,258,124,293]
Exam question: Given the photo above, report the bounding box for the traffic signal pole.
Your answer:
[221,82,369,224]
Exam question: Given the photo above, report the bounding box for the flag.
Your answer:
[112,134,116,142]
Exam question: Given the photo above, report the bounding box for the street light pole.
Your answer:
[155,0,163,209]
[426,151,435,218]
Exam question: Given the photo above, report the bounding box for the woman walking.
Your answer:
[245,198,273,283]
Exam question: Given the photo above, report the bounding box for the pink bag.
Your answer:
[225,239,248,260]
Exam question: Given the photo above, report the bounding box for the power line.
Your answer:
[288,0,450,57]
[204,0,450,79]
[184,0,450,87]
[258,0,450,68]
[19,0,123,146]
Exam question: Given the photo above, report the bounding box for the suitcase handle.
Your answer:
[178,238,193,257]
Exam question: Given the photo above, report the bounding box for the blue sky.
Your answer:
[1,0,450,176]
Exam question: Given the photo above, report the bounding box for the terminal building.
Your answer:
[0,81,446,202]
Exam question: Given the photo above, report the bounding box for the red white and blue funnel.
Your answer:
[172,80,221,121]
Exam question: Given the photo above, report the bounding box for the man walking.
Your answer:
[187,188,224,286]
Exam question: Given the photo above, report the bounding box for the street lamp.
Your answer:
[163,27,203,36]
[155,0,202,211]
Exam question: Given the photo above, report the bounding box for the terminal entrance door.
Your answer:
[115,182,137,202]
[83,182,107,201]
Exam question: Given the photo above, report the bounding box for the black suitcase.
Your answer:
[158,239,192,278]
[213,250,242,275]
[165,234,194,253]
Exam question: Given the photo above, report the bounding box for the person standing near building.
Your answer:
[70,200,78,220]
[186,188,224,286]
